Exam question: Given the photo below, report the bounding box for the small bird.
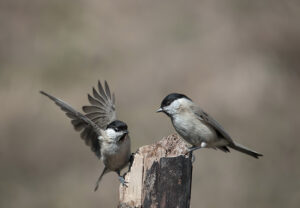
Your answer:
[157,93,263,159]
[40,81,131,191]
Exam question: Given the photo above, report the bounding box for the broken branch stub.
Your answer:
[119,134,193,208]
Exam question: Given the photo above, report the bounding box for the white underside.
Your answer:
[172,112,228,147]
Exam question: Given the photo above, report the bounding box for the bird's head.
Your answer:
[157,93,192,117]
[106,120,129,142]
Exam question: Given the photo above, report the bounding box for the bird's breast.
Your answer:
[172,113,217,146]
[101,136,131,171]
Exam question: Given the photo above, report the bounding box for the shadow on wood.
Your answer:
[119,134,193,208]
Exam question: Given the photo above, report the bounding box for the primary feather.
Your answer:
[191,105,234,144]
[83,80,117,129]
[40,91,102,158]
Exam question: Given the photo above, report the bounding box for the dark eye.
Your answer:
[114,128,119,132]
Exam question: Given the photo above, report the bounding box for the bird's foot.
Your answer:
[186,142,208,154]
[186,146,201,154]
[118,176,128,187]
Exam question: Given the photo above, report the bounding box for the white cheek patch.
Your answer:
[164,99,180,115]
[163,105,172,114]
[105,128,123,140]
[106,129,119,138]
[164,98,191,115]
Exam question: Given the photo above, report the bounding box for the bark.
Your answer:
[119,134,193,208]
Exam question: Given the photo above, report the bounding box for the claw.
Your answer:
[118,176,128,187]
[186,146,202,154]
[185,147,198,155]
[183,150,196,163]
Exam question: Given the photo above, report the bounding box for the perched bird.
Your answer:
[157,93,263,159]
[40,81,131,191]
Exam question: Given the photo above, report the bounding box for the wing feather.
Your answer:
[191,105,234,144]
[83,80,117,129]
[82,106,105,113]
[85,112,106,120]
[40,91,102,158]
[98,81,107,100]
[104,80,111,99]
[87,94,103,106]
[92,88,108,106]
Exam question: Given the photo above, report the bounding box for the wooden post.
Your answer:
[119,134,193,208]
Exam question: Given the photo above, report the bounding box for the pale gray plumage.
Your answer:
[191,105,262,157]
[40,80,131,191]
[158,93,263,159]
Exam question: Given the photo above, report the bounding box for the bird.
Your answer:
[40,80,131,191]
[157,93,263,159]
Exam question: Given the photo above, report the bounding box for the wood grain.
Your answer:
[119,134,193,208]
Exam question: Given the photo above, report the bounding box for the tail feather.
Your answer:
[229,143,263,159]
[94,167,110,192]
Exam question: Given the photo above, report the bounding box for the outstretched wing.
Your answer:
[82,80,117,129]
[191,105,234,144]
[40,91,103,158]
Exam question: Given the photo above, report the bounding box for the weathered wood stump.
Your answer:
[119,134,193,208]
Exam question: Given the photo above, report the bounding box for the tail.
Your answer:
[94,167,110,192]
[229,142,263,159]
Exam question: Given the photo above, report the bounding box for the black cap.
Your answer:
[160,93,191,108]
[107,120,128,131]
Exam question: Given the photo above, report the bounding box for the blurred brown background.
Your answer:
[1,0,300,207]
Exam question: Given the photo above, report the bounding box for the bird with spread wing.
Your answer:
[40,80,131,191]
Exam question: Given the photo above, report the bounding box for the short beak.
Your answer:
[156,108,163,113]
[124,130,129,135]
